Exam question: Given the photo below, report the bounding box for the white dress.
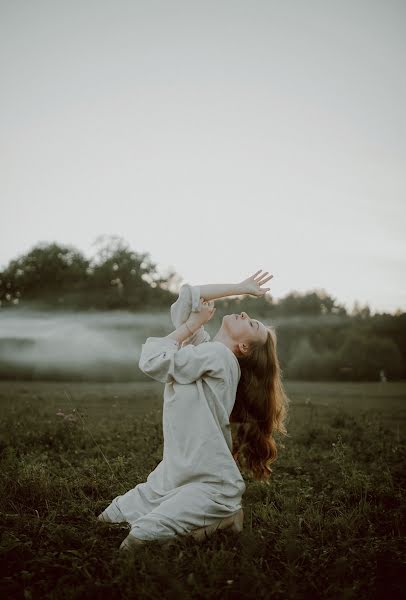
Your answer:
[100,284,246,541]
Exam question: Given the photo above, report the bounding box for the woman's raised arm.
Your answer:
[197,283,245,302]
[198,271,274,301]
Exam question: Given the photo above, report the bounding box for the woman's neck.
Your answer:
[212,329,238,356]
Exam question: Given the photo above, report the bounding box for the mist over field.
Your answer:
[1,305,405,382]
[0,307,280,381]
[0,309,175,381]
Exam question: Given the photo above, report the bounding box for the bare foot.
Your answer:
[119,534,146,552]
[97,512,113,523]
[98,512,128,528]
[188,508,244,542]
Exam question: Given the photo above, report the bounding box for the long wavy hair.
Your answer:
[229,326,290,481]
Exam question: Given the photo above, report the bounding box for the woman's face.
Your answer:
[223,311,268,346]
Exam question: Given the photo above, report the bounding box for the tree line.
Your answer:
[0,237,363,315]
[0,237,176,310]
[1,238,405,381]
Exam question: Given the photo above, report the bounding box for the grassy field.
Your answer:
[0,380,405,599]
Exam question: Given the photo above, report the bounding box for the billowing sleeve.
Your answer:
[170,284,211,347]
[138,337,226,384]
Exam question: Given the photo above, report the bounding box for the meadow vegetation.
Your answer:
[0,380,404,599]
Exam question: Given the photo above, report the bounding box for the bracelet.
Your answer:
[185,322,194,335]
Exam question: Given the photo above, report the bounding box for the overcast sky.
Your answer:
[1,0,405,314]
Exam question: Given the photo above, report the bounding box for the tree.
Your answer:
[275,289,346,316]
[351,301,371,319]
[285,336,341,380]
[86,235,178,308]
[338,332,403,380]
[0,236,181,310]
[0,242,89,306]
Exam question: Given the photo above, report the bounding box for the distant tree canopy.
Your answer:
[0,242,88,307]
[0,237,179,310]
[1,237,350,316]
[273,289,347,316]
[216,289,348,320]
[283,329,405,382]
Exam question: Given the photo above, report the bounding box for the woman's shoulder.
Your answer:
[210,341,240,371]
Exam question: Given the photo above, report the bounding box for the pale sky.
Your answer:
[1,0,405,314]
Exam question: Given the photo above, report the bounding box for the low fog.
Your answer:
[0,309,177,381]
[0,307,266,381]
[0,307,373,382]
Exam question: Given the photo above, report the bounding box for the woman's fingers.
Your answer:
[200,298,214,306]
[257,271,269,280]
[251,270,274,284]
[200,298,215,318]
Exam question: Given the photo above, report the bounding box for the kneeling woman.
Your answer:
[98,270,289,551]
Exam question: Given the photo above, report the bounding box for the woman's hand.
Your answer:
[185,298,216,332]
[240,270,274,297]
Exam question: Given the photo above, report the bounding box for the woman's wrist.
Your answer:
[166,322,197,345]
[184,321,194,335]
[185,319,200,335]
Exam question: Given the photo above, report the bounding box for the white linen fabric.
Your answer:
[100,284,246,541]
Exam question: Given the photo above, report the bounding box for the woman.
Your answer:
[98,270,289,551]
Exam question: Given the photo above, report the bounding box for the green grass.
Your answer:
[0,380,405,600]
